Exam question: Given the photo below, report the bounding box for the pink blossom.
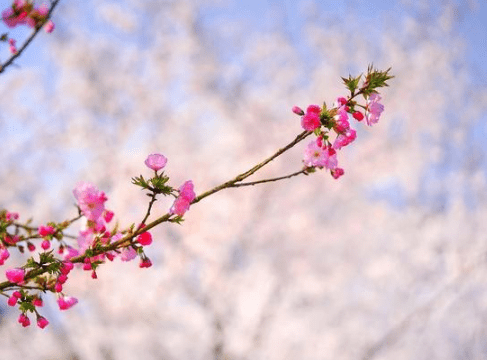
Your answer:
[170,197,191,216]
[139,258,152,268]
[301,105,321,131]
[333,107,350,134]
[38,224,55,237]
[27,243,35,251]
[337,97,347,106]
[7,295,17,306]
[145,153,167,171]
[170,180,196,216]
[0,248,10,265]
[307,105,321,115]
[292,106,304,116]
[4,235,19,245]
[5,211,18,221]
[54,282,62,292]
[37,316,49,329]
[179,180,196,202]
[57,274,68,284]
[6,268,25,284]
[331,168,345,179]
[12,291,21,298]
[303,141,326,167]
[333,128,357,150]
[18,313,30,327]
[32,297,43,307]
[316,136,323,148]
[63,246,79,261]
[60,261,74,275]
[82,258,92,271]
[353,111,364,121]
[41,240,50,250]
[25,4,49,29]
[120,247,137,262]
[137,232,152,246]
[365,93,384,126]
[77,229,93,253]
[103,210,114,223]
[44,19,54,33]
[57,296,78,310]
[303,142,337,169]
[73,182,107,221]
[2,8,28,28]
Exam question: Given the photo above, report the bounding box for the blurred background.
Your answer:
[1,0,487,359]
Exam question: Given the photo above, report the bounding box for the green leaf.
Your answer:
[362,65,394,96]
[19,301,36,313]
[342,74,362,94]
[131,175,149,189]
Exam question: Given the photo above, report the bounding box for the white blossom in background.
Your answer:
[0,0,486,359]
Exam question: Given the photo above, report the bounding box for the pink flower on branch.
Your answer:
[365,93,384,126]
[292,106,304,116]
[8,295,18,306]
[103,210,114,223]
[170,197,191,216]
[38,224,55,237]
[331,168,345,179]
[139,257,152,268]
[333,128,357,150]
[37,316,49,329]
[73,182,108,221]
[44,19,54,32]
[179,180,195,202]
[18,313,30,327]
[303,141,337,170]
[6,268,25,284]
[0,248,10,265]
[57,296,78,310]
[300,105,322,131]
[137,231,152,246]
[32,297,43,307]
[170,180,195,216]
[5,211,19,222]
[144,153,168,172]
[120,246,137,262]
[2,1,55,30]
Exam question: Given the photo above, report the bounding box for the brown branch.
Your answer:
[192,130,311,204]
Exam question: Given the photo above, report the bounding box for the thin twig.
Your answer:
[228,169,307,188]
[192,130,311,204]
[0,0,61,74]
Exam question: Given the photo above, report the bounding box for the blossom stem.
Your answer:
[228,169,308,188]
[140,193,158,225]
[192,130,312,204]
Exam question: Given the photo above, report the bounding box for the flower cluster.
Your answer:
[0,152,198,328]
[294,67,392,179]
[2,0,54,31]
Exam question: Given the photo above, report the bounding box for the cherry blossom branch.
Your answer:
[192,130,312,204]
[0,0,59,73]
[0,59,393,329]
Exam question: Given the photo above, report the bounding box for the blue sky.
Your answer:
[205,0,487,83]
[3,0,486,84]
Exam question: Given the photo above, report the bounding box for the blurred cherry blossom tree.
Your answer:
[0,0,486,359]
